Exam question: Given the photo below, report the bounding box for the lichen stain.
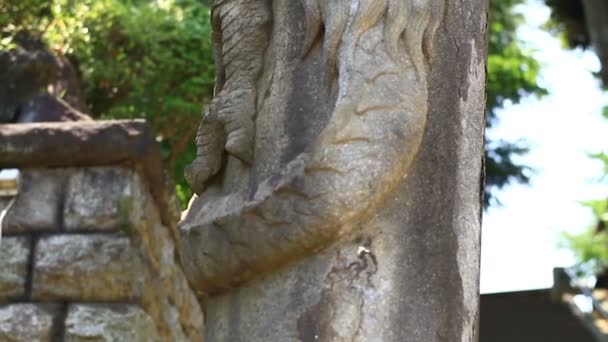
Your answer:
[297,238,378,341]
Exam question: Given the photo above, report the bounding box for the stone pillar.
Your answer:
[180,0,488,341]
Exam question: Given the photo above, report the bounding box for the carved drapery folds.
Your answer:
[180,0,445,293]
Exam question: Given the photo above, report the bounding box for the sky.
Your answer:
[480,0,608,293]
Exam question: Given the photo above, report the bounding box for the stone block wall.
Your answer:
[0,167,204,341]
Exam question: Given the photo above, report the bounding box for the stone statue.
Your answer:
[180,0,444,293]
[184,0,270,192]
[180,0,487,340]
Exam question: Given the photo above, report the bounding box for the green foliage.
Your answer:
[545,0,608,274]
[175,183,192,209]
[48,0,214,202]
[485,0,548,206]
[488,0,548,114]
[583,199,608,219]
[590,152,608,182]
[0,0,52,34]
[562,155,608,270]
[485,140,532,191]
[1,0,214,206]
[562,227,608,265]
[0,0,51,49]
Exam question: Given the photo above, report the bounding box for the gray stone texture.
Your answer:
[0,237,29,300]
[181,0,488,341]
[32,234,144,301]
[0,124,204,339]
[13,168,205,340]
[64,304,160,342]
[0,197,12,213]
[2,169,66,233]
[129,174,204,341]
[180,0,440,294]
[0,304,59,342]
[64,167,134,231]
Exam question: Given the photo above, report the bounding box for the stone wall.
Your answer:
[0,167,204,341]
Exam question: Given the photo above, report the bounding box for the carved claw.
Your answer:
[217,88,256,163]
[224,120,254,163]
[184,157,219,195]
[185,113,225,194]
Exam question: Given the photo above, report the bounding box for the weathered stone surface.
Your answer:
[64,167,134,231]
[1,166,204,340]
[2,170,66,233]
[137,256,203,342]
[0,304,59,341]
[0,237,29,300]
[0,35,58,123]
[18,93,92,123]
[32,234,144,301]
[129,174,204,341]
[182,0,487,341]
[0,197,12,213]
[0,33,89,123]
[64,304,160,342]
[1,135,203,337]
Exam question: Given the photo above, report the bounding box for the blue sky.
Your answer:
[481,0,608,293]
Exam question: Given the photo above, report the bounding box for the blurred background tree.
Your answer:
[485,0,547,207]
[0,0,546,208]
[545,0,608,84]
[1,0,215,205]
[545,0,608,281]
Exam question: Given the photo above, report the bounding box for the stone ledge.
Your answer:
[32,234,145,301]
[0,120,179,228]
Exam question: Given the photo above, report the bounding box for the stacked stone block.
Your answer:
[0,167,203,341]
